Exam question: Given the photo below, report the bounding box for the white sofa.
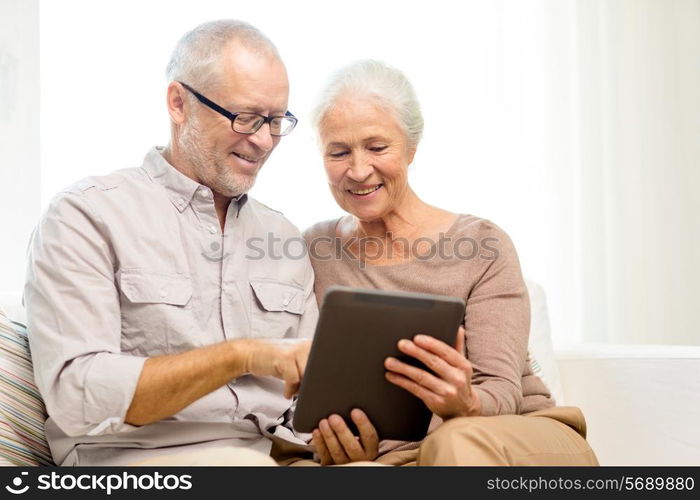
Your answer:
[556,344,700,465]
[2,286,698,466]
[526,282,700,466]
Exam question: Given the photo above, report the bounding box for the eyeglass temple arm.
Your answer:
[179,81,296,123]
[178,82,238,121]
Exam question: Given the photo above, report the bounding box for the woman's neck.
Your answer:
[353,189,432,240]
[339,190,458,266]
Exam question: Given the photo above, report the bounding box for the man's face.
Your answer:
[179,45,290,198]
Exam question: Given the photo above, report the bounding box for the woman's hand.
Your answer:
[311,409,379,465]
[384,326,481,419]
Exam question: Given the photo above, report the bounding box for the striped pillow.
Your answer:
[528,349,546,380]
[0,310,53,465]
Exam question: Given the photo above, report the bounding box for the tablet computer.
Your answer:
[293,286,466,442]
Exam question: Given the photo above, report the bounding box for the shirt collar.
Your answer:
[142,146,248,217]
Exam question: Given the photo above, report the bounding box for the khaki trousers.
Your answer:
[134,406,598,466]
[414,405,598,466]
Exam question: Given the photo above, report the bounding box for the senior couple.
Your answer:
[24,20,597,466]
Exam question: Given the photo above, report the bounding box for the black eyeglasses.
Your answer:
[178,82,298,137]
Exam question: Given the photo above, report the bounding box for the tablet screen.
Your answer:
[293,286,465,441]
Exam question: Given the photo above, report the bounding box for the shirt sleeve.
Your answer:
[465,222,530,416]
[24,190,146,437]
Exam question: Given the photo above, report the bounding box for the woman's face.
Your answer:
[319,97,416,222]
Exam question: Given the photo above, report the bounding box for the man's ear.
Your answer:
[166,81,187,125]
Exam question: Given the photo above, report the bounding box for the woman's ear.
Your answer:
[166,82,187,125]
[407,146,417,165]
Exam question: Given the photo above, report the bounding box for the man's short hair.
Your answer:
[165,19,281,92]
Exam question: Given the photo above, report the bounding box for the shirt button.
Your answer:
[177,198,185,207]
[208,225,217,235]
[160,289,168,299]
[200,190,210,198]
[282,295,292,306]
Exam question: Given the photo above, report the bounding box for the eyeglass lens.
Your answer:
[232,114,296,136]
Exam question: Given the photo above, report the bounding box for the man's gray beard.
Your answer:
[179,121,256,198]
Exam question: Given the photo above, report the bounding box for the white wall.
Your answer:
[0,0,40,296]
[575,0,700,344]
[1,0,697,347]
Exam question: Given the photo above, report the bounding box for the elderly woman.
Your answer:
[302,60,598,466]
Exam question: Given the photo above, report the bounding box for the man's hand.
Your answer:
[384,326,481,419]
[311,409,379,465]
[242,339,311,398]
[126,338,311,426]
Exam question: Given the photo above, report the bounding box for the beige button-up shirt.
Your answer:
[24,147,318,465]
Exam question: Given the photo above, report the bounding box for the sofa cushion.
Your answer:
[525,279,565,405]
[0,310,53,465]
[0,293,27,327]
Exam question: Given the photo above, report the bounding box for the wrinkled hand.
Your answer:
[384,326,481,419]
[311,409,379,465]
[242,339,311,398]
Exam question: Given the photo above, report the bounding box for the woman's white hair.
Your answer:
[311,59,424,149]
[165,19,280,91]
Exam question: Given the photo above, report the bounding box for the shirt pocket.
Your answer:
[249,279,304,339]
[118,270,194,355]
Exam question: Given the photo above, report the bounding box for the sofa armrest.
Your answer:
[0,291,27,324]
[0,292,26,325]
[555,345,700,465]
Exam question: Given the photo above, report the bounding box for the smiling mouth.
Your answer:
[232,152,260,163]
[347,184,383,196]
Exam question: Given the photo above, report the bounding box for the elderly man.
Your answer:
[24,20,316,466]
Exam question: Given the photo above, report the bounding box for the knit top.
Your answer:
[303,214,554,421]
